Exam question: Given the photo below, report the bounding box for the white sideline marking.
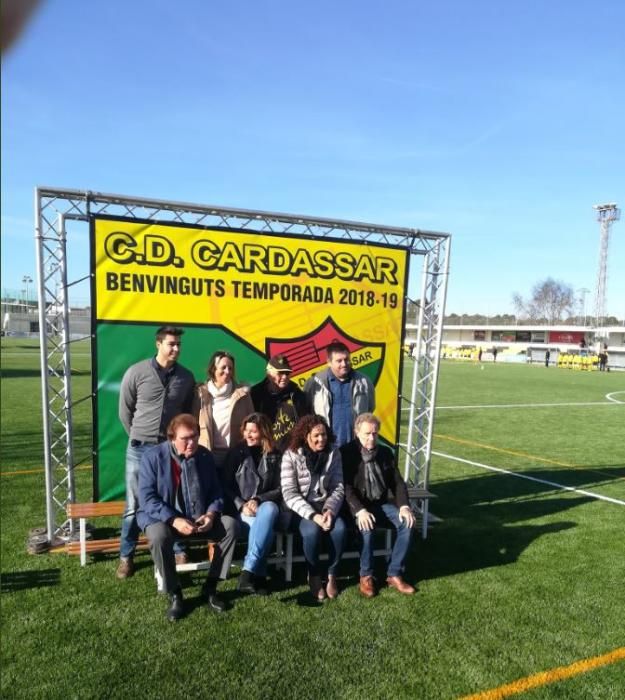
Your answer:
[402,401,618,411]
[606,391,625,404]
[433,451,625,507]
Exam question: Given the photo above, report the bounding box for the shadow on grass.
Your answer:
[415,518,576,583]
[413,465,625,582]
[0,427,92,469]
[1,568,61,592]
[0,368,89,379]
[430,466,625,520]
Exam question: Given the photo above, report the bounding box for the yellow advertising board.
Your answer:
[93,216,409,444]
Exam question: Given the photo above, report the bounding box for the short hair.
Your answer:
[326,341,350,360]
[354,413,381,432]
[239,412,275,453]
[156,326,184,342]
[167,413,199,439]
[287,414,335,451]
[206,350,236,382]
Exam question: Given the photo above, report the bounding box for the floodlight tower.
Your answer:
[592,203,620,337]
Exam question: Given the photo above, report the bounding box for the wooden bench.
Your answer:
[68,490,437,580]
[66,501,150,566]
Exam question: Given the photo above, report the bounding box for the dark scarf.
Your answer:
[169,443,204,519]
[361,446,386,502]
[302,445,328,475]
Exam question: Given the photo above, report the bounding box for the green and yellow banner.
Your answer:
[92,215,409,500]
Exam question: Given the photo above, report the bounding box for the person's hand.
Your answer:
[320,510,334,531]
[172,517,196,535]
[194,512,216,533]
[399,506,416,528]
[356,509,376,531]
[242,500,257,517]
[312,513,326,529]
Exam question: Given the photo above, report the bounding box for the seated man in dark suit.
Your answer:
[340,413,416,598]
[137,413,239,621]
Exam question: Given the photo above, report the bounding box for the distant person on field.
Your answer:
[341,413,416,598]
[303,341,375,447]
[192,350,254,468]
[492,347,498,362]
[250,354,309,450]
[478,347,483,362]
[599,347,608,372]
[137,414,238,621]
[117,326,195,580]
[545,349,550,367]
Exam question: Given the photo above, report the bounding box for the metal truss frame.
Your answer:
[35,186,450,542]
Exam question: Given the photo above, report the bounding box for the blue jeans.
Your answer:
[359,503,413,577]
[239,501,283,576]
[298,514,346,577]
[119,440,184,558]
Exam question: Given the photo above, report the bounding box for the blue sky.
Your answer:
[2,0,624,317]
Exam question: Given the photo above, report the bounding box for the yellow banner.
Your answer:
[93,217,409,441]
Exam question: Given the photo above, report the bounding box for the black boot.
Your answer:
[166,589,184,622]
[237,569,257,594]
[204,579,226,613]
[254,575,269,596]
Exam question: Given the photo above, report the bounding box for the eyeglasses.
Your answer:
[175,434,198,443]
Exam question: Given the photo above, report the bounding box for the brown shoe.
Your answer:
[175,552,189,566]
[308,575,325,601]
[326,575,339,599]
[116,557,134,579]
[359,575,376,598]
[386,575,415,594]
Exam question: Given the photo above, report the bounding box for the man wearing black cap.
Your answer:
[251,354,310,450]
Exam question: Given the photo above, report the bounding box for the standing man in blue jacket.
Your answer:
[116,326,195,580]
[137,413,239,621]
[303,341,375,447]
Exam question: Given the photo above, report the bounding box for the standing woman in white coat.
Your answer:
[192,350,254,468]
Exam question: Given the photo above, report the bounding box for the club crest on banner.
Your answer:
[265,317,384,390]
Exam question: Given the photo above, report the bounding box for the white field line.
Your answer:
[0,352,91,357]
[433,451,625,507]
[402,401,619,411]
[606,391,625,404]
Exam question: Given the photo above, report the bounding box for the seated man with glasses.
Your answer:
[137,413,239,621]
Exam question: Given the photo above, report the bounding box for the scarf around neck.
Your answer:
[361,445,386,502]
[303,445,328,475]
[207,380,233,399]
[169,442,203,519]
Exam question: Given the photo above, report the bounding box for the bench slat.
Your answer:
[67,501,126,518]
[407,487,436,499]
[66,536,149,555]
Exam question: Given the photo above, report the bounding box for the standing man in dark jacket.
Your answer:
[341,413,416,598]
[137,413,238,621]
[251,354,309,450]
[116,326,195,580]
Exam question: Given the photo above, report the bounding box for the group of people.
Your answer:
[117,326,416,621]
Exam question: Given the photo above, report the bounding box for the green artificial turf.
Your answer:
[1,342,624,699]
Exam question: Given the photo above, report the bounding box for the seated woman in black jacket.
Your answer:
[340,412,416,598]
[223,412,284,594]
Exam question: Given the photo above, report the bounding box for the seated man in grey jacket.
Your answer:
[137,413,239,621]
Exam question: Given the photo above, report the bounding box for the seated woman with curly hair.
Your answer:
[222,413,285,595]
[280,414,346,601]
